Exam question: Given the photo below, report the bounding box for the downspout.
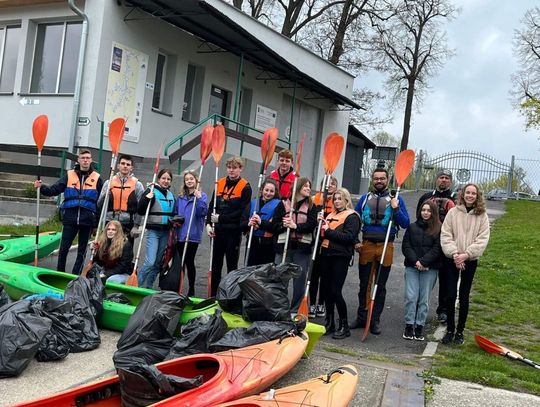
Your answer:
[67,0,89,155]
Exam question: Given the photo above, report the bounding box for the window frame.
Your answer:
[0,24,21,93]
[152,52,168,111]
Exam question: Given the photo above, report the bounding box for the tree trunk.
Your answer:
[329,0,353,65]
[233,0,244,10]
[400,79,415,151]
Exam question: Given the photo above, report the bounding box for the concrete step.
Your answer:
[0,195,57,205]
[0,172,35,181]
[0,178,35,189]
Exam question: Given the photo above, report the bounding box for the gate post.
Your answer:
[414,149,423,191]
[507,155,515,196]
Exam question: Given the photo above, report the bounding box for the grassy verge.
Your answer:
[433,200,540,395]
[0,214,63,237]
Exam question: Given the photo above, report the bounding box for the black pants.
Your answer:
[176,241,199,296]
[57,224,93,275]
[246,236,275,266]
[211,231,241,296]
[309,254,327,306]
[321,255,349,320]
[357,263,391,323]
[436,256,452,315]
[446,259,478,333]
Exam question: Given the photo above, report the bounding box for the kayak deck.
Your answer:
[0,232,61,263]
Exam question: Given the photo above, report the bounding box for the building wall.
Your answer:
[0,1,352,183]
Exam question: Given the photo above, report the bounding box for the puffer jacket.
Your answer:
[441,205,490,260]
[402,219,442,269]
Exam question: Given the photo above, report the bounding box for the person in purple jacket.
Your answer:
[174,170,208,296]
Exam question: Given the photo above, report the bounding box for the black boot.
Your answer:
[323,312,335,335]
[332,319,350,339]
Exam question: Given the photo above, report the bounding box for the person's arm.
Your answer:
[196,192,209,218]
[137,188,154,215]
[419,234,442,267]
[38,174,68,197]
[240,203,251,232]
[465,213,491,259]
[324,213,360,244]
[132,181,145,226]
[394,196,410,229]
[104,242,134,278]
[97,180,110,209]
[206,191,216,225]
[440,209,458,258]
[401,227,417,263]
[272,202,286,235]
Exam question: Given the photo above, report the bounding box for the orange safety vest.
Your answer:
[110,175,138,212]
[217,177,248,201]
[322,209,355,248]
[313,192,334,215]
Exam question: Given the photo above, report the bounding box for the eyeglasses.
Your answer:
[373,177,387,181]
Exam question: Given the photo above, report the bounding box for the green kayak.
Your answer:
[0,232,61,263]
[0,260,324,356]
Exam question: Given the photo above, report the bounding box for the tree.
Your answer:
[366,0,457,151]
[512,7,540,132]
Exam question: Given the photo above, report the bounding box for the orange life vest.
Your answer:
[322,209,356,248]
[110,175,138,212]
[314,192,334,215]
[217,177,248,201]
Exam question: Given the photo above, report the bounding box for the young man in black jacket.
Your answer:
[35,149,102,275]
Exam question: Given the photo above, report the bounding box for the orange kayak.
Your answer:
[13,333,308,407]
[215,364,358,407]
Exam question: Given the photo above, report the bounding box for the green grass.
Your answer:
[0,214,63,237]
[434,200,540,395]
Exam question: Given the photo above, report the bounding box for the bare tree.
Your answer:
[276,0,345,38]
[366,0,457,151]
[512,7,540,131]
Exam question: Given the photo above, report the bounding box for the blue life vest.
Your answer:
[249,198,280,237]
[62,169,100,213]
[147,188,175,226]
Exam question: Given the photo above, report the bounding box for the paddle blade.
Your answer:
[200,125,214,164]
[154,143,164,174]
[295,133,307,176]
[322,133,345,174]
[212,125,226,165]
[475,335,506,355]
[261,128,278,170]
[395,149,415,186]
[108,118,126,154]
[32,115,49,152]
[126,271,138,287]
[297,296,309,320]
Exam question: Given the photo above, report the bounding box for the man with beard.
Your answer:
[350,168,410,334]
[416,169,456,323]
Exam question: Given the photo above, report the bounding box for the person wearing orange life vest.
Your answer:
[98,154,144,245]
[269,149,296,199]
[34,149,103,275]
[206,157,252,296]
[309,175,338,319]
[240,178,280,266]
[273,177,317,313]
[318,188,360,339]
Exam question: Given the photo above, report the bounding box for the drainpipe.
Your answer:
[67,0,89,156]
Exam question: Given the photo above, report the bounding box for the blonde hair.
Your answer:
[226,156,244,168]
[333,188,353,210]
[458,183,486,215]
[97,220,127,260]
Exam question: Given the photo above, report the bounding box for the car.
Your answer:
[486,189,508,200]
[508,192,533,200]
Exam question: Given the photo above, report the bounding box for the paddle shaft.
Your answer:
[132,174,158,273]
[208,165,219,298]
[281,173,300,264]
[34,151,42,266]
[245,166,265,267]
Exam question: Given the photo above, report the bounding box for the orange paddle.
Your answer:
[32,115,49,267]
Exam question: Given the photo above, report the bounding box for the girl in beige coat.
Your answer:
[440,183,490,345]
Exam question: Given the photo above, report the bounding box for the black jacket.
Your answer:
[273,197,317,253]
[416,189,455,223]
[93,241,133,278]
[320,210,360,259]
[401,219,442,269]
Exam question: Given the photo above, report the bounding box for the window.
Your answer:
[152,53,167,110]
[30,21,82,93]
[0,25,21,93]
[182,63,205,123]
[152,50,176,114]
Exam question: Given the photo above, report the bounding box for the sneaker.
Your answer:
[308,305,316,318]
[414,325,424,341]
[441,331,454,344]
[437,312,447,323]
[370,320,382,335]
[349,319,366,329]
[316,304,326,318]
[402,324,414,340]
[454,332,464,345]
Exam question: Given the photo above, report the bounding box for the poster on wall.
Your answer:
[104,42,148,142]
[255,104,277,131]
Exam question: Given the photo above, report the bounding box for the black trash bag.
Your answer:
[105,293,131,305]
[113,338,174,370]
[0,301,52,377]
[83,264,107,318]
[158,247,181,292]
[239,263,301,322]
[0,284,10,309]
[209,319,305,352]
[64,276,101,352]
[165,311,227,360]
[117,291,186,351]
[216,264,261,314]
[118,364,202,407]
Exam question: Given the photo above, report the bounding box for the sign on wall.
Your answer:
[255,104,277,131]
[104,42,148,142]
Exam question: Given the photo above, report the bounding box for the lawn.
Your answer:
[433,200,540,395]
[0,214,63,237]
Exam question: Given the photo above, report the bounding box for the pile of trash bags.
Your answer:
[0,267,104,377]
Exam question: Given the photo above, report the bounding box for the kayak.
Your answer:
[0,260,324,355]
[13,334,308,407]
[215,364,358,407]
[0,232,61,263]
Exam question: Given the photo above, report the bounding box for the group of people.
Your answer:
[35,147,490,345]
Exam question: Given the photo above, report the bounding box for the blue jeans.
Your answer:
[107,274,129,284]
[138,229,169,288]
[404,267,438,326]
[275,249,309,313]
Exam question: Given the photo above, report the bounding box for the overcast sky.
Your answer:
[356,0,540,164]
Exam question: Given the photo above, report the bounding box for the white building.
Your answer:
[0,0,359,186]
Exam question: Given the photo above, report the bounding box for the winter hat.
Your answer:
[436,169,452,179]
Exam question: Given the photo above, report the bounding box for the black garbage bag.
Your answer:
[118,364,202,407]
[158,247,181,292]
[0,301,52,377]
[117,291,186,351]
[239,263,301,322]
[216,264,260,314]
[105,293,132,305]
[113,338,174,370]
[83,264,107,318]
[165,311,227,360]
[0,284,10,309]
[209,319,305,352]
[64,276,101,352]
